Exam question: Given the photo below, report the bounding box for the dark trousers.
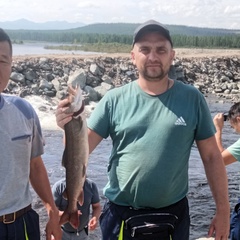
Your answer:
[0,209,40,240]
[99,197,190,240]
[230,198,240,240]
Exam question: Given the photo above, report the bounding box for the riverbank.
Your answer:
[13,47,240,60]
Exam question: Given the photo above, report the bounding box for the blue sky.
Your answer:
[1,0,240,29]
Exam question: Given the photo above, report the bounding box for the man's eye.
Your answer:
[139,48,150,54]
[0,58,10,64]
[157,48,167,54]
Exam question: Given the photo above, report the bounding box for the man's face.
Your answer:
[0,41,12,93]
[131,32,175,82]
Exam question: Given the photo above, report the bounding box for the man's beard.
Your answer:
[140,65,170,82]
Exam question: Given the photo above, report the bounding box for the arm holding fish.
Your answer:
[88,128,103,154]
[55,91,104,155]
[55,101,103,153]
[30,156,62,240]
[55,98,73,129]
[196,136,230,240]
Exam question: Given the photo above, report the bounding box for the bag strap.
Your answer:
[118,221,124,240]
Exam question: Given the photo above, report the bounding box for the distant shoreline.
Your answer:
[12,48,240,60]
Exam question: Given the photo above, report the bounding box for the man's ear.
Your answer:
[171,49,175,62]
[131,51,136,65]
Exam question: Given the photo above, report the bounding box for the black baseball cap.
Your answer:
[132,20,173,47]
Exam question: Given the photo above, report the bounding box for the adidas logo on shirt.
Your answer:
[175,117,187,126]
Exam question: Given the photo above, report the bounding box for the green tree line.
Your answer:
[6,30,240,49]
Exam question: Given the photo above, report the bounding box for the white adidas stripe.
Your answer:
[175,116,187,126]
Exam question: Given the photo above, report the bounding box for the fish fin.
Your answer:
[60,210,81,229]
[59,211,70,226]
[78,191,84,206]
[62,189,68,200]
[69,211,80,229]
[62,148,67,167]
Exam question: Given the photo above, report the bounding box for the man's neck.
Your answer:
[137,77,172,95]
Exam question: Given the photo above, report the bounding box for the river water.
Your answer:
[12,42,101,56]
[26,95,240,240]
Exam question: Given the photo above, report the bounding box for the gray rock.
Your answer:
[101,74,112,84]
[7,55,240,104]
[39,79,53,90]
[84,85,99,102]
[10,72,25,84]
[24,69,37,81]
[90,63,103,76]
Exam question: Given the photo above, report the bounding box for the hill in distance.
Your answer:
[73,22,240,36]
[1,19,240,36]
[0,18,85,30]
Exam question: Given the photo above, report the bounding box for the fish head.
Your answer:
[64,85,83,114]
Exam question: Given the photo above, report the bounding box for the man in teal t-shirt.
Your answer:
[88,79,216,209]
[214,101,240,239]
[56,20,230,240]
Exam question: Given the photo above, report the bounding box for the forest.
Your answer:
[5,22,240,50]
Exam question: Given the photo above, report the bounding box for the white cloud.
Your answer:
[0,0,239,29]
[77,2,100,8]
[138,1,150,9]
[224,5,240,15]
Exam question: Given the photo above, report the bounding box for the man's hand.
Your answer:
[213,113,225,131]
[208,210,230,240]
[88,216,98,231]
[45,210,62,240]
[55,99,73,129]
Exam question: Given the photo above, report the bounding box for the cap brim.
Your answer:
[133,24,173,47]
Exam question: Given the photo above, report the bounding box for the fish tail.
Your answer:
[59,211,70,226]
[60,209,81,229]
[69,211,80,229]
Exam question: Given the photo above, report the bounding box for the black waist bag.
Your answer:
[124,213,178,240]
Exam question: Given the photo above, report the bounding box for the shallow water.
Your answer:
[12,42,101,56]
[30,97,240,240]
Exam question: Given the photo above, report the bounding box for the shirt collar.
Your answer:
[0,94,4,109]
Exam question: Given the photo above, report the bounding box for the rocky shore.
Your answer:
[6,50,240,117]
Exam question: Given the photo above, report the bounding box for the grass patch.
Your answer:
[44,42,131,53]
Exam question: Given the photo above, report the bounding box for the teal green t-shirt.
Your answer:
[227,139,240,161]
[88,80,215,208]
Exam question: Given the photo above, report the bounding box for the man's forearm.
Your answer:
[204,155,230,213]
[215,130,224,153]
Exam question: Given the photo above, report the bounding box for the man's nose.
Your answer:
[148,50,158,61]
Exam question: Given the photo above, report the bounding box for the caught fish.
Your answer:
[60,85,89,229]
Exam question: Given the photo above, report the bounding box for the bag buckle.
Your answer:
[3,212,16,224]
